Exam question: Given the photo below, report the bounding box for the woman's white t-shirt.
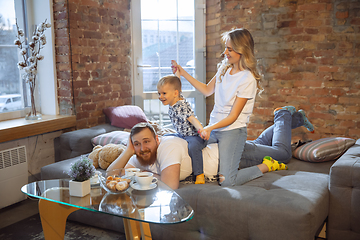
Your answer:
[127,136,219,180]
[209,68,257,131]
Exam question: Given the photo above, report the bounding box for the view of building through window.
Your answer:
[140,0,195,93]
[0,1,24,113]
[134,0,205,127]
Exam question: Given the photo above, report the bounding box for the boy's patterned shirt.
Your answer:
[168,99,198,137]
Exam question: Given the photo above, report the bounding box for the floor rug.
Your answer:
[0,213,126,240]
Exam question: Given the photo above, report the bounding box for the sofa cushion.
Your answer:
[91,131,130,146]
[57,124,123,162]
[103,105,148,129]
[161,164,331,240]
[328,139,360,239]
[293,137,356,162]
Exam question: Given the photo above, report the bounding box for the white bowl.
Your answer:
[98,168,132,194]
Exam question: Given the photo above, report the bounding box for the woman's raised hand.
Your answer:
[171,60,182,78]
[171,60,178,73]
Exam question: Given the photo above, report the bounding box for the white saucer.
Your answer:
[90,178,100,187]
[131,182,157,191]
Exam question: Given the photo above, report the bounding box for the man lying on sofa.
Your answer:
[108,107,312,189]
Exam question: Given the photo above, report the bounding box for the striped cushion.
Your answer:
[91,131,130,146]
[293,137,356,162]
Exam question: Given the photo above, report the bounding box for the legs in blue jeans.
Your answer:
[240,110,304,169]
[208,127,247,187]
[235,166,263,186]
[184,135,207,176]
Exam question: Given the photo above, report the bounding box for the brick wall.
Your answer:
[53,0,132,129]
[206,0,360,141]
[52,0,359,141]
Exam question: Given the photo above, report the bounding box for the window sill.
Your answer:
[0,115,77,143]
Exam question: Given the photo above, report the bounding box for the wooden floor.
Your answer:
[0,198,126,240]
[0,198,39,229]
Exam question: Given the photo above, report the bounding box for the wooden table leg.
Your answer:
[140,221,152,240]
[123,219,152,240]
[38,198,79,240]
[39,198,152,240]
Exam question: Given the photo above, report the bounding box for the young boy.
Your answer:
[157,75,207,184]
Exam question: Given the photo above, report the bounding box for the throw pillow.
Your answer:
[293,137,356,162]
[92,131,130,146]
[103,105,148,129]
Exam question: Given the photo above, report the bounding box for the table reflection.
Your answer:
[99,193,136,217]
[21,179,194,224]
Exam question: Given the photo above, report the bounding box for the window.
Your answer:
[0,0,57,121]
[0,1,24,118]
[131,0,206,126]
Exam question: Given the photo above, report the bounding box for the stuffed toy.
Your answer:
[88,143,126,170]
[88,145,102,168]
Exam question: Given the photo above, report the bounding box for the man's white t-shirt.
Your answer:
[127,136,219,180]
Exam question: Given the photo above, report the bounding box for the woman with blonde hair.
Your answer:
[170,28,279,187]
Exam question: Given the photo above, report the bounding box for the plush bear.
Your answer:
[88,144,126,170]
[88,145,102,168]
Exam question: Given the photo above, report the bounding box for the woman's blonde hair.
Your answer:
[218,28,263,95]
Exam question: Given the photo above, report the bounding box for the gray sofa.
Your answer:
[42,124,360,240]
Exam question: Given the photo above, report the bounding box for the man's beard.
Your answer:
[136,147,158,167]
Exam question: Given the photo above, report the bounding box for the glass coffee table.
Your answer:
[21,179,193,240]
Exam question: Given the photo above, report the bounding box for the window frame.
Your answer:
[130,0,206,125]
[0,0,58,122]
[0,0,26,120]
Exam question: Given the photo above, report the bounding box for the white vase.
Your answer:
[69,179,91,197]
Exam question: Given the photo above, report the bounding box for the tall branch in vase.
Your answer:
[14,19,51,118]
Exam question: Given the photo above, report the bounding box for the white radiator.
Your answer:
[0,146,28,209]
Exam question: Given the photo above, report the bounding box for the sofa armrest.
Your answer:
[328,139,360,240]
[42,156,81,180]
[55,124,123,161]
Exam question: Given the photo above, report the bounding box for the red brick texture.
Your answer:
[206,0,360,141]
[53,0,360,141]
[53,0,131,129]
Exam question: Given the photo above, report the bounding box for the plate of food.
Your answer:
[98,168,132,194]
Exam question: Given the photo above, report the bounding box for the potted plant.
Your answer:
[66,156,96,197]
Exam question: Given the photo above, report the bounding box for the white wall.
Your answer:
[0,130,62,181]
[26,0,58,115]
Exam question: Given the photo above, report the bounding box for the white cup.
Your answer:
[135,172,157,188]
[125,168,140,177]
